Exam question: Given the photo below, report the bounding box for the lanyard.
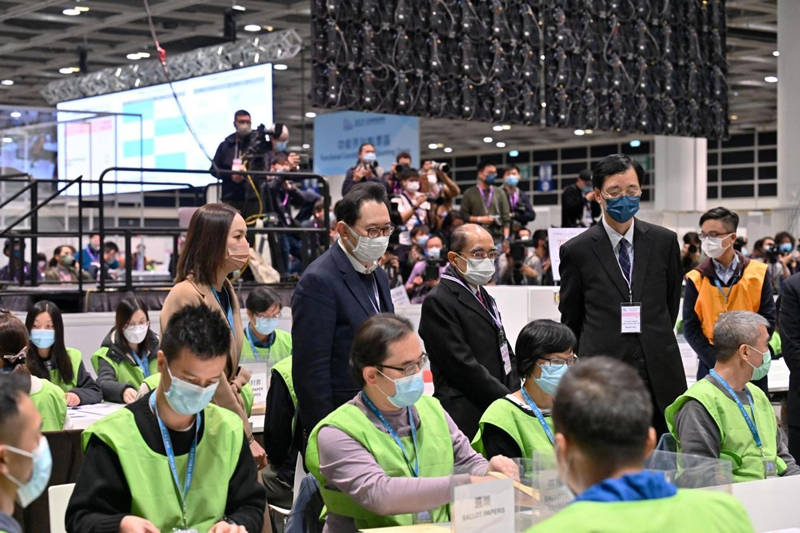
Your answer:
[480,186,494,212]
[520,386,554,444]
[713,278,731,306]
[368,276,381,314]
[86,245,99,263]
[709,369,762,448]
[361,392,419,477]
[149,392,201,525]
[244,325,276,361]
[210,286,235,332]
[509,191,519,211]
[441,274,503,330]
[130,350,150,378]
[401,193,424,225]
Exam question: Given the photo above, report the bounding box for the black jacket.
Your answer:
[95,328,159,403]
[419,265,519,439]
[211,132,258,202]
[561,184,600,227]
[780,273,800,435]
[558,220,685,424]
[504,186,536,227]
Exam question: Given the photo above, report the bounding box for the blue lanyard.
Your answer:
[360,392,419,477]
[245,326,274,362]
[149,392,201,524]
[713,278,731,305]
[441,274,503,329]
[210,286,235,332]
[368,276,381,314]
[130,350,150,378]
[709,369,762,448]
[520,386,555,444]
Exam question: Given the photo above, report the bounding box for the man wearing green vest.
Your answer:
[667,311,800,482]
[66,305,266,533]
[262,356,297,509]
[241,287,292,363]
[529,356,753,533]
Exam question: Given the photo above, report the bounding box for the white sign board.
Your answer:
[241,361,270,416]
[451,478,514,533]
[390,285,412,308]
[547,227,589,282]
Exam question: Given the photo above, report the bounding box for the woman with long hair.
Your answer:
[25,300,101,406]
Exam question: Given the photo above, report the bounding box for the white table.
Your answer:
[67,402,124,430]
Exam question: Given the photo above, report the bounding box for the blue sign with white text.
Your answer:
[313,111,420,175]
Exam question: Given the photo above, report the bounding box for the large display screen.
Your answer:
[57,64,273,194]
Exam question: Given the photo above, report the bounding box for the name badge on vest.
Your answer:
[171,529,199,533]
[232,158,244,172]
[764,459,778,478]
[620,302,642,334]
[498,330,512,375]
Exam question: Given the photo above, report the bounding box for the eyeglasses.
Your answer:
[538,355,579,367]
[699,231,732,239]
[359,225,395,239]
[462,250,499,260]
[379,353,428,377]
[601,187,641,199]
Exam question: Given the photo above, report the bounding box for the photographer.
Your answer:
[341,143,382,195]
[390,168,431,246]
[404,235,447,303]
[499,228,550,286]
[210,109,288,220]
[777,231,799,276]
[753,236,791,294]
[381,151,413,196]
[422,160,461,231]
[681,231,702,274]
[501,166,535,233]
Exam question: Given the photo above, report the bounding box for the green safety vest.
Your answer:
[272,357,297,408]
[142,373,256,417]
[471,397,554,458]
[82,401,242,532]
[31,378,66,432]
[48,347,83,393]
[526,488,754,532]
[665,378,786,482]
[240,328,292,363]
[306,395,454,529]
[91,346,159,389]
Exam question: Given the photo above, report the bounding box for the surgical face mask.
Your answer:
[780,243,793,254]
[456,254,496,286]
[504,175,520,188]
[4,437,52,508]
[484,173,497,185]
[124,324,149,345]
[346,225,390,264]
[225,242,250,272]
[701,235,731,260]
[236,123,251,137]
[275,141,288,152]
[30,329,55,350]
[416,235,429,247]
[427,247,441,260]
[362,152,377,163]
[164,365,219,416]
[745,346,771,381]
[378,370,425,408]
[604,195,640,223]
[405,180,420,193]
[60,253,75,267]
[427,172,437,185]
[254,316,279,336]
[581,185,594,193]
[534,364,569,395]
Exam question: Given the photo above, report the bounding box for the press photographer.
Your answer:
[210,108,289,220]
[501,165,535,233]
[404,235,447,303]
[498,228,551,286]
[341,142,382,195]
[422,160,461,231]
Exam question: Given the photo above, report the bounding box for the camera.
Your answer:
[765,245,780,264]
[430,161,450,174]
[423,258,443,281]
[687,244,698,255]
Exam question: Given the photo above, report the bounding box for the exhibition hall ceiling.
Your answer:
[0,0,779,156]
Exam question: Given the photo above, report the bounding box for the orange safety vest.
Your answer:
[686,259,767,343]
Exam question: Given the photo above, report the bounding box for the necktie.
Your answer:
[618,239,632,286]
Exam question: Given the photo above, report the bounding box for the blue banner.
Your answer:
[313,111,420,175]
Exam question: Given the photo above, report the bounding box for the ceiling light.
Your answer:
[59,67,79,74]
[304,111,317,118]
[75,6,89,12]
[264,25,274,32]
[126,53,142,60]
[730,114,739,121]
[10,112,21,118]
[273,63,288,71]
[773,50,780,57]
[427,143,438,150]
[138,52,150,59]
[62,7,80,15]
[629,139,642,148]
[573,129,585,136]
[765,75,778,83]
[232,4,246,11]
[585,129,593,134]
[302,143,310,149]
[2,137,12,143]
[492,125,503,132]
[244,24,261,32]
[496,141,506,148]
[508,150,519,157]
[0,80,13,86]
[483,136,493,143]
[501,124,511,130]
[443,147,453,153]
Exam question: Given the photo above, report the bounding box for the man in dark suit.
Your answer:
[561,169,601,228]
[559,154,685,434]
[419,224,518,438]
[779,272,800,459]
[291,182,395,440]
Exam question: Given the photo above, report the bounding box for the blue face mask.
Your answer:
[581,185,594,193]
[275,141,288,152]
[416,235,430,247]
[5,437,53,508]
[164,366,219,416]
[362,152,377,163]
[604,195,640,223]
[485,173,497,185]
[780,243,793,254]
[30,329,55,349]
[379,370,425,408]
[534,364,569,395]
[426,247,441,260]
[254,316,279,336]
[504,176,519,188]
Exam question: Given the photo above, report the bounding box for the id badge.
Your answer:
[620,302,642,334]
[498,330,512,375]
[171,529,199,533]
[764,459,778,478]
[232,158,244,172]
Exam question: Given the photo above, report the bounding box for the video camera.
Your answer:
[242,123,288,170]
[423,258,445,282]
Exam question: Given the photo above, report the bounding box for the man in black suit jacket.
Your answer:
[559,154,685,434]
[419,224,518,438]
[778,272,800,459]
[561,169,601,227]
[291,182,395,440]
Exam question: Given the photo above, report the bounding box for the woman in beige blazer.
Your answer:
[161,202,267,469]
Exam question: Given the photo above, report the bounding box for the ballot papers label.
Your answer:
[241,362,269,416]
[451,478,514,533]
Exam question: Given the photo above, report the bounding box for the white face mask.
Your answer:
[427,172,437,185]
[124,324,149,345]
[701,235,731,259]
[347,225,390,265]
[456,254,496,286]
[405,181,420,193]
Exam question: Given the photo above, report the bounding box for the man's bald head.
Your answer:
[449,224,493,255]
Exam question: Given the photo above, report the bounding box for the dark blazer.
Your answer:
[291,243,394,438]
[779,273,800,458]
[558,219,685,420]
[419,266,519,439]
[561,184,601,227]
